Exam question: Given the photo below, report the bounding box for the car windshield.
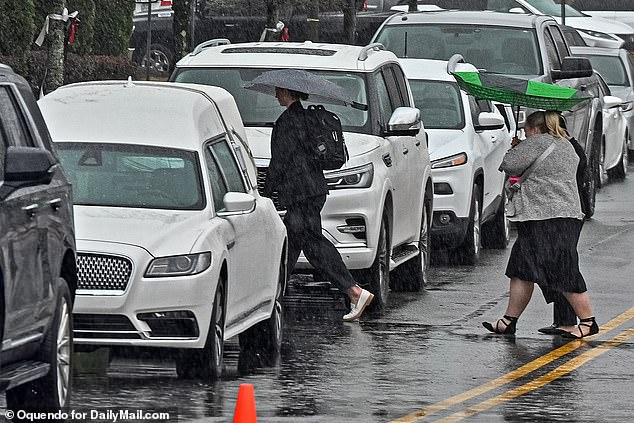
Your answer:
[581,55,629,86]
[173,68,369,132]
[522,0,586,17]
[375,25,543,76]
[409,80,465,130]
[55,143,205,210]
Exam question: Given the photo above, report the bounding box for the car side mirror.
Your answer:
[509,7,526,13]
[219,192,256,215]
[551,56,593,80]
[4,146,56,185]
[384,107,421,137]
[475,112,505,131]
[603,95,623,109]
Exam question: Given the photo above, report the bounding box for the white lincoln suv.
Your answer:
[172,41,434,309]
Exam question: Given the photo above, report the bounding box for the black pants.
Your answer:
[284,195,356,293]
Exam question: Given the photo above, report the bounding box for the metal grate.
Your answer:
[77,253,132,291]
[256,167,286,211]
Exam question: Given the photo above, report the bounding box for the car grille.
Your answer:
[256,167,286,211]
[73,314,141,339]
[77,253,132,291]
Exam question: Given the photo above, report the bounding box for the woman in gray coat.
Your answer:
[483,111,598,338]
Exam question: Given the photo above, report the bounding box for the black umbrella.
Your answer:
[243,69,367,110]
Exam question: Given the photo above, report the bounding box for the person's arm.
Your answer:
[499,138,546,175]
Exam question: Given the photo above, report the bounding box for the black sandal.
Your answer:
[561,317,599,339]
[482,315,518,335]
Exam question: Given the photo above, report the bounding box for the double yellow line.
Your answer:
[392,307,634,423]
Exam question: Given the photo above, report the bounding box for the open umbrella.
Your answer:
[243,69,367,110]
[452,70,592,135]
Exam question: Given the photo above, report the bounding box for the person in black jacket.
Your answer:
[263,87,374,321]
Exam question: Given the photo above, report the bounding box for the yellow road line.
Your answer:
[436,327,634,422]
[391,307,634,423]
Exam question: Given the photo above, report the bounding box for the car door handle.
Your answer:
[415,140,421,146]
[22,204,38,218]
[402,148,409,155]
[47,198,62,211]
[491,135,498,143]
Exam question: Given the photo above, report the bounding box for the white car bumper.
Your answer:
[73,241,217,349]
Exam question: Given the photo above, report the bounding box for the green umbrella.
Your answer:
[452,71,592,135]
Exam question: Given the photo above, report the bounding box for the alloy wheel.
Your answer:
[57,299,71,407]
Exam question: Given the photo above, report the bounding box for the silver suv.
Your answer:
[171,41,434,309]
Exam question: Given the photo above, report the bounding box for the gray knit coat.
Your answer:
[499,133,584,222]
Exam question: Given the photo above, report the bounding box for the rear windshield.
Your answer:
[56,143,205,210]
[409,80,465,130]
[582,55,629,86]
[173,67,369,132]
[375,24,543,77]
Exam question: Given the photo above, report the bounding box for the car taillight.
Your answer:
[160,0,172,6]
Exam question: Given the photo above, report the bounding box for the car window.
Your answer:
[468,96,494,125]
[548,26,570,60]
[409,80,465,130]
[486,0,525,12]
[174,67,370,132]
[382,66,406,108]
[582,55,629,87]
[375,72,394,126]
[544,30,561,70]
[0,85,34,147]
[204,138,246,212]
[375,24,542,76]
[56,143,204,210]
[391,65,411,106]
[523,0,585,17]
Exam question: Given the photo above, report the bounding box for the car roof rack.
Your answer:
[358,43,385,61]
[191,39,231,56]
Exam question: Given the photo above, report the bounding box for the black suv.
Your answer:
[0,65,77,411]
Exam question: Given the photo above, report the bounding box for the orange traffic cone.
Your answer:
[233,383,257,423]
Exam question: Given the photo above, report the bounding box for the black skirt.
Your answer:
[505,218,587,300]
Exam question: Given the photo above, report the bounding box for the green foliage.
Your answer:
[0,0,36,59]
[93,0,134,56]
[67,0,96,55]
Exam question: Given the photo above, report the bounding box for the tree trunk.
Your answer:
[342,0,357,45]
[264,0,278,41]
[408,0,417,12]
[173,0,192,66]
[306,1,319,42]
[46,0,66,92]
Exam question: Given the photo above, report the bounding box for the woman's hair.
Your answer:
[525,110,569,139]
[288,89,309,101]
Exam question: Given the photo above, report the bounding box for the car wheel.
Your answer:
[353,213,390,311]
[598,138,607,188]
[607,135,628,180]
[628,132,634,164]
[391,199,431,292]
[175,279,225,380]
[239,258,285,364]
[6,278,72,411]
[140,43,173,74]
[454,184,481,265]
[585,135,601,219]
[481,189,510,249]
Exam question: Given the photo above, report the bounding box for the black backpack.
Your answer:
[304,104,348,170]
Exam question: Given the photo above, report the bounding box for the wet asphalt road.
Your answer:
[5,165,634,423]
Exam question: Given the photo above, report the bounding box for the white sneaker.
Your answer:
[343,289,374,322]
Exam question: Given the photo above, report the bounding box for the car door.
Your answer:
[0,83,49,346]
[203,136,274,324]
[470,98,508,212]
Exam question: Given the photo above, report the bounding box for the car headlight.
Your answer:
[324,163,374,189]
[145,252,211,277]
[576,28,617,41]
[431,153,468,169]
[621,101,634,112]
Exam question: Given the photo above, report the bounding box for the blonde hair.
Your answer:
[525,111,569,139]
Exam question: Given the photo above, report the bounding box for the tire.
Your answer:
[239,258,285,364]
[353,213,390,311]
[454,184,481,265]
[607,135,628,180]
[6,278,73,412]
[175,279,225,380]
[598,139,607,188]
[140,43,173,74]
[481,190,510,249]
[628,132,634,164]
[585,138,601,219]
[391,199,431,292]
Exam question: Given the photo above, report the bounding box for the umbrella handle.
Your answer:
[514,105,521,139]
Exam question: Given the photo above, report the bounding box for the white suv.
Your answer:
[400,58,511,264]
[172,41,434,309]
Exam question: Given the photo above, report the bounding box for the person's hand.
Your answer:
[511,136,522,147]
